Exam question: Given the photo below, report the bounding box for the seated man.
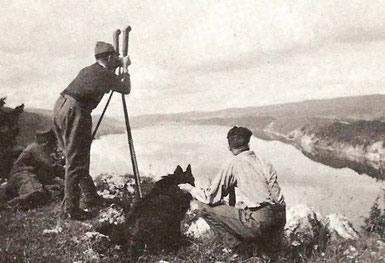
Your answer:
[179,126,286,259]
[5,128,65,209]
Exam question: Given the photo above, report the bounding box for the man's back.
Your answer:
[62,63,116,110]
[231,151,285,207]
[10,142,55,184]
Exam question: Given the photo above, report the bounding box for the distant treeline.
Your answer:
[315,120,385,147]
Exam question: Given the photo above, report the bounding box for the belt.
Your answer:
[60,93,92,112]
[247,202,269,211]
[247,202,283,212]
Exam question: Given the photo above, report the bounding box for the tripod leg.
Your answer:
[122,94,142,198]
[92,91,114,140]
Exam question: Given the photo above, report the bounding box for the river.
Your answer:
[90,124,385,228]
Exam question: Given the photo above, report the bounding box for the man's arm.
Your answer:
[266,162,285,205]
[109,56,131,95]
[179,160,235,205]
[10,149,35,174]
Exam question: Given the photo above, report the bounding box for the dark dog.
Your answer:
[101,165,195,258]
[125,165,194,255]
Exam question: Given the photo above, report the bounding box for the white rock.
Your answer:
[83,248,100,262]
[285,205,325,247]
[96,174,135,199]
[325,213,359,240]
[42,226,63,235]
[285,205,361,248]
[189,200,199,211]
[186,217,211,239]
[377,240,385,248]
[82,231,110,242]
[98,206,125,225]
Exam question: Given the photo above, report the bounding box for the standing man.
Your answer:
[52,41,131,220]
[179,126,286,260]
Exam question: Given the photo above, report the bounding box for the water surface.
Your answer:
[91,124,385,227]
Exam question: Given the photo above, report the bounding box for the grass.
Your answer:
[1,176,385,263]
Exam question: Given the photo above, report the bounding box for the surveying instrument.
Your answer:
[92,26,142,198]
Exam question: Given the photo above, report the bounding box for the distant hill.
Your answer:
[132,94,385,180]
[17,108,125,147]
[132,94,385,127]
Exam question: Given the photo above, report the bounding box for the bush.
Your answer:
[0,97,24,181]
[363,192,385,238]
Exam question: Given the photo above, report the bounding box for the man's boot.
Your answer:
[80,174,112,211]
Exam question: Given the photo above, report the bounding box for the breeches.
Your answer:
[198,203,286,249]
[52,94,97,210]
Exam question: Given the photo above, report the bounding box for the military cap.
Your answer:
[95,41,116,56]
[227,126,252,149]
[36,128,56,144]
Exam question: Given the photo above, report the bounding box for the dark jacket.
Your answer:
[10,142,64,185]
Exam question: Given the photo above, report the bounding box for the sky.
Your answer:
[1,0,385,117]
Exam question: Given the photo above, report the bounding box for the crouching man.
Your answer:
[6,129,64,209]
[178,126,286,260]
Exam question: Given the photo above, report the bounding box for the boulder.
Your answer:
[285,205,328,250]
[186,217,211,239]
[325,213,360,240]
[285,205,360,252]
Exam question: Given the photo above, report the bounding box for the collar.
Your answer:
[96,61,107,68]
[236,150,255,157]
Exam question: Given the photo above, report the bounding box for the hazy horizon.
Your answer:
[20,92,385,117]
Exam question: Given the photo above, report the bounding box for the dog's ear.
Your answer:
[186,164,191,174]
[174,165,183,174]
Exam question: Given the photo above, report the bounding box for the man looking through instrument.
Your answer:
[52,42,131,220]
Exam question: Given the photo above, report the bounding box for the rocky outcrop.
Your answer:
[186,217,211,239]
[325,213,360,241]
[285,205,360,252]
[186,204,359,250]
[285,205,326,248]
[289,128,385,180]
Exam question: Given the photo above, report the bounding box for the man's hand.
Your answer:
[178,183,194,193]
[121,55,131,73]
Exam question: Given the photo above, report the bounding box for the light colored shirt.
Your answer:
[190,150,285,208]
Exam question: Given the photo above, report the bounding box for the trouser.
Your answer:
[6,171,49,208]
[52,94,98,212]
[198,203,286,253]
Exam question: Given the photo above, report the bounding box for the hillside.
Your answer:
[132,94,385,127]
[17,109,125,147]
[132,94,385,180]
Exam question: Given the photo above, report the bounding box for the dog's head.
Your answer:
[154,164,195,193]
[172,164,195,187]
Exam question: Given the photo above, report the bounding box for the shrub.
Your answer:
[363,192,385,238]
[0,97,24,181]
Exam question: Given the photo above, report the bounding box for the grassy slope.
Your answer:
[1,177,385,263]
